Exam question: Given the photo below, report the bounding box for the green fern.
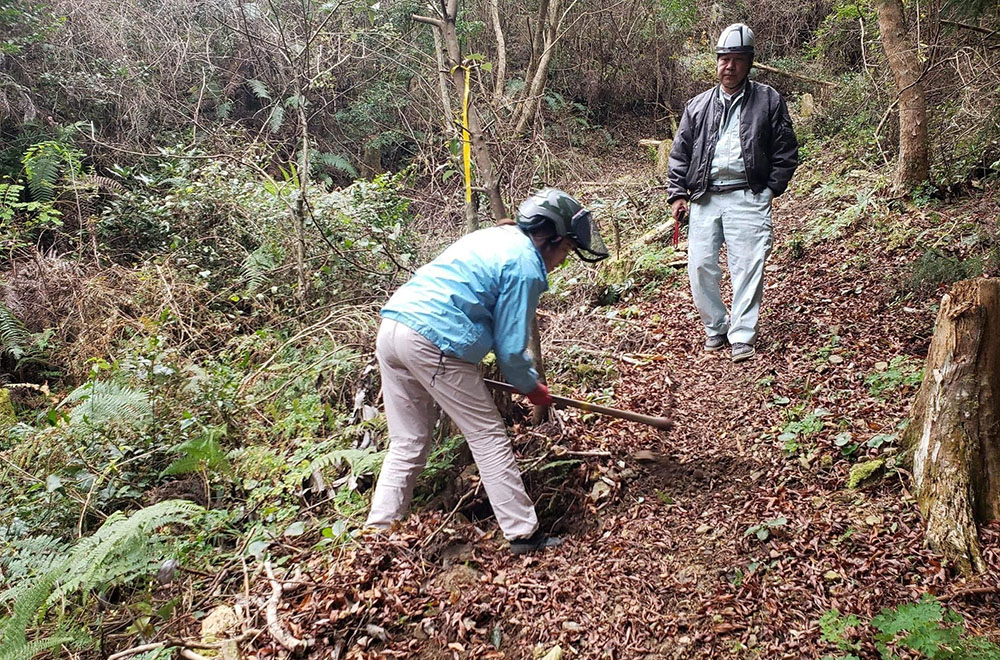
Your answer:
[0,570,73,660]
[0,501,201,659]
[162,425,232,477]
[871,593,1000,659]
[300,447,385,483]
[0,536,69,593]
[216,100,234,120]
[267,105,285,133]
[51,499,202,602]
[0,184,23,213]
[313,152,359,178]
[246,79,271,100]
[58,381,152,428]
[21,148,59,202]
[21,141,83,203]
[0,304,31,362]
[0,633,74,660]
[240,244,282,293]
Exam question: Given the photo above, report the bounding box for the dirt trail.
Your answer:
[264,176,1000,660]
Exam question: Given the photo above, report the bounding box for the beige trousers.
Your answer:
[366,318,539,540]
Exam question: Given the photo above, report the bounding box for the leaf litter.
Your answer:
[234,181,1000,659]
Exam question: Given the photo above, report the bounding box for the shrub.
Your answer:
[903,249,983,300]
[818,595,1000,659]
[865,356,923,399]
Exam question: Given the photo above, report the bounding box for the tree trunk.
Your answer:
[520,0,549,107]
[488,0,508,104]
[293,97,310,305]
[902,278,1000,574]
[513,0,563,136]
[442,29,506,223]
[431,27,456,136]
[414,3,508,224]
[876,0,929,190]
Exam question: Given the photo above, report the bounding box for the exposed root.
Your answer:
[263,561,309,654]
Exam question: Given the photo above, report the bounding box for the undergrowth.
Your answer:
[2,3,1000,655]
[819,594,1000,659]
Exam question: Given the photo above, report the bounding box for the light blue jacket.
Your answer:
[381,225,548,393]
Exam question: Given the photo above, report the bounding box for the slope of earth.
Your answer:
[239,152,1000,660]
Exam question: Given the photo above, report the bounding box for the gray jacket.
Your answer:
[667,80,798,203]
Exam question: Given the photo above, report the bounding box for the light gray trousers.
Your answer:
[688,188,774,345]
[366,318,539,540]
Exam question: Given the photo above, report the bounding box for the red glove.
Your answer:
[525,383,553,406]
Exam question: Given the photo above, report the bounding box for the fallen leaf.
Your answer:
[540,645,563,660]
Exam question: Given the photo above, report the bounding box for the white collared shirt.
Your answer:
[709,85,748,186]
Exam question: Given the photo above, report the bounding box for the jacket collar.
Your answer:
[715,79,754,102]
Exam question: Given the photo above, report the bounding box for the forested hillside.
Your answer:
[2,0,999,658]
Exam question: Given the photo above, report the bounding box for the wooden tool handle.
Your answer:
[484,379,673,431]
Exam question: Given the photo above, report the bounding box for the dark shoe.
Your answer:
[731,342,755,362]
[509,530,564,555]
[704,335,727,352]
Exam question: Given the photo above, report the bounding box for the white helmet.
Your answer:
[716,23,755,57]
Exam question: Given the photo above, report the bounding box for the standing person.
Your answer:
[366,188,609,554]
[667,23,798,362]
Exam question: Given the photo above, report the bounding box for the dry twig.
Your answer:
[264,560,309,654]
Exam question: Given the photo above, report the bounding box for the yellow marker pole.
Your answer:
[461,65,472,206]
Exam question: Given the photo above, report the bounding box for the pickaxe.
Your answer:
[484,379,673,431]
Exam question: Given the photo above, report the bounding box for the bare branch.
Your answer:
[941,19,999,38]
[412,14,443,29]
[754,61,836,87]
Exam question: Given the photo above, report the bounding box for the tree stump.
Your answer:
[902,278,1000,574]
[639,138,672,175]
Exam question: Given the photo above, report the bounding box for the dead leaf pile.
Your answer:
[234,173,1000,658]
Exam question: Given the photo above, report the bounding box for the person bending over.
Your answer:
[366,188,608,554]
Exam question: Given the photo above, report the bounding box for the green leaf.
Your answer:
[246,540,270,559]
[246,79,271,100]
[313,152,359,178]
[867,434,895,449]
[267,105,285,133]
[283,521,306,537]
[321,520,347,539]
[834,432,853,447]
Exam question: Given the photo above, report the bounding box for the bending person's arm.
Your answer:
[493,262,547,394]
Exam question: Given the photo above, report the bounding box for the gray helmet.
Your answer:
[516,187,609,263]
[716,23,755,57]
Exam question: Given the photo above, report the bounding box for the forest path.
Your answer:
[279,166,1000,660]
